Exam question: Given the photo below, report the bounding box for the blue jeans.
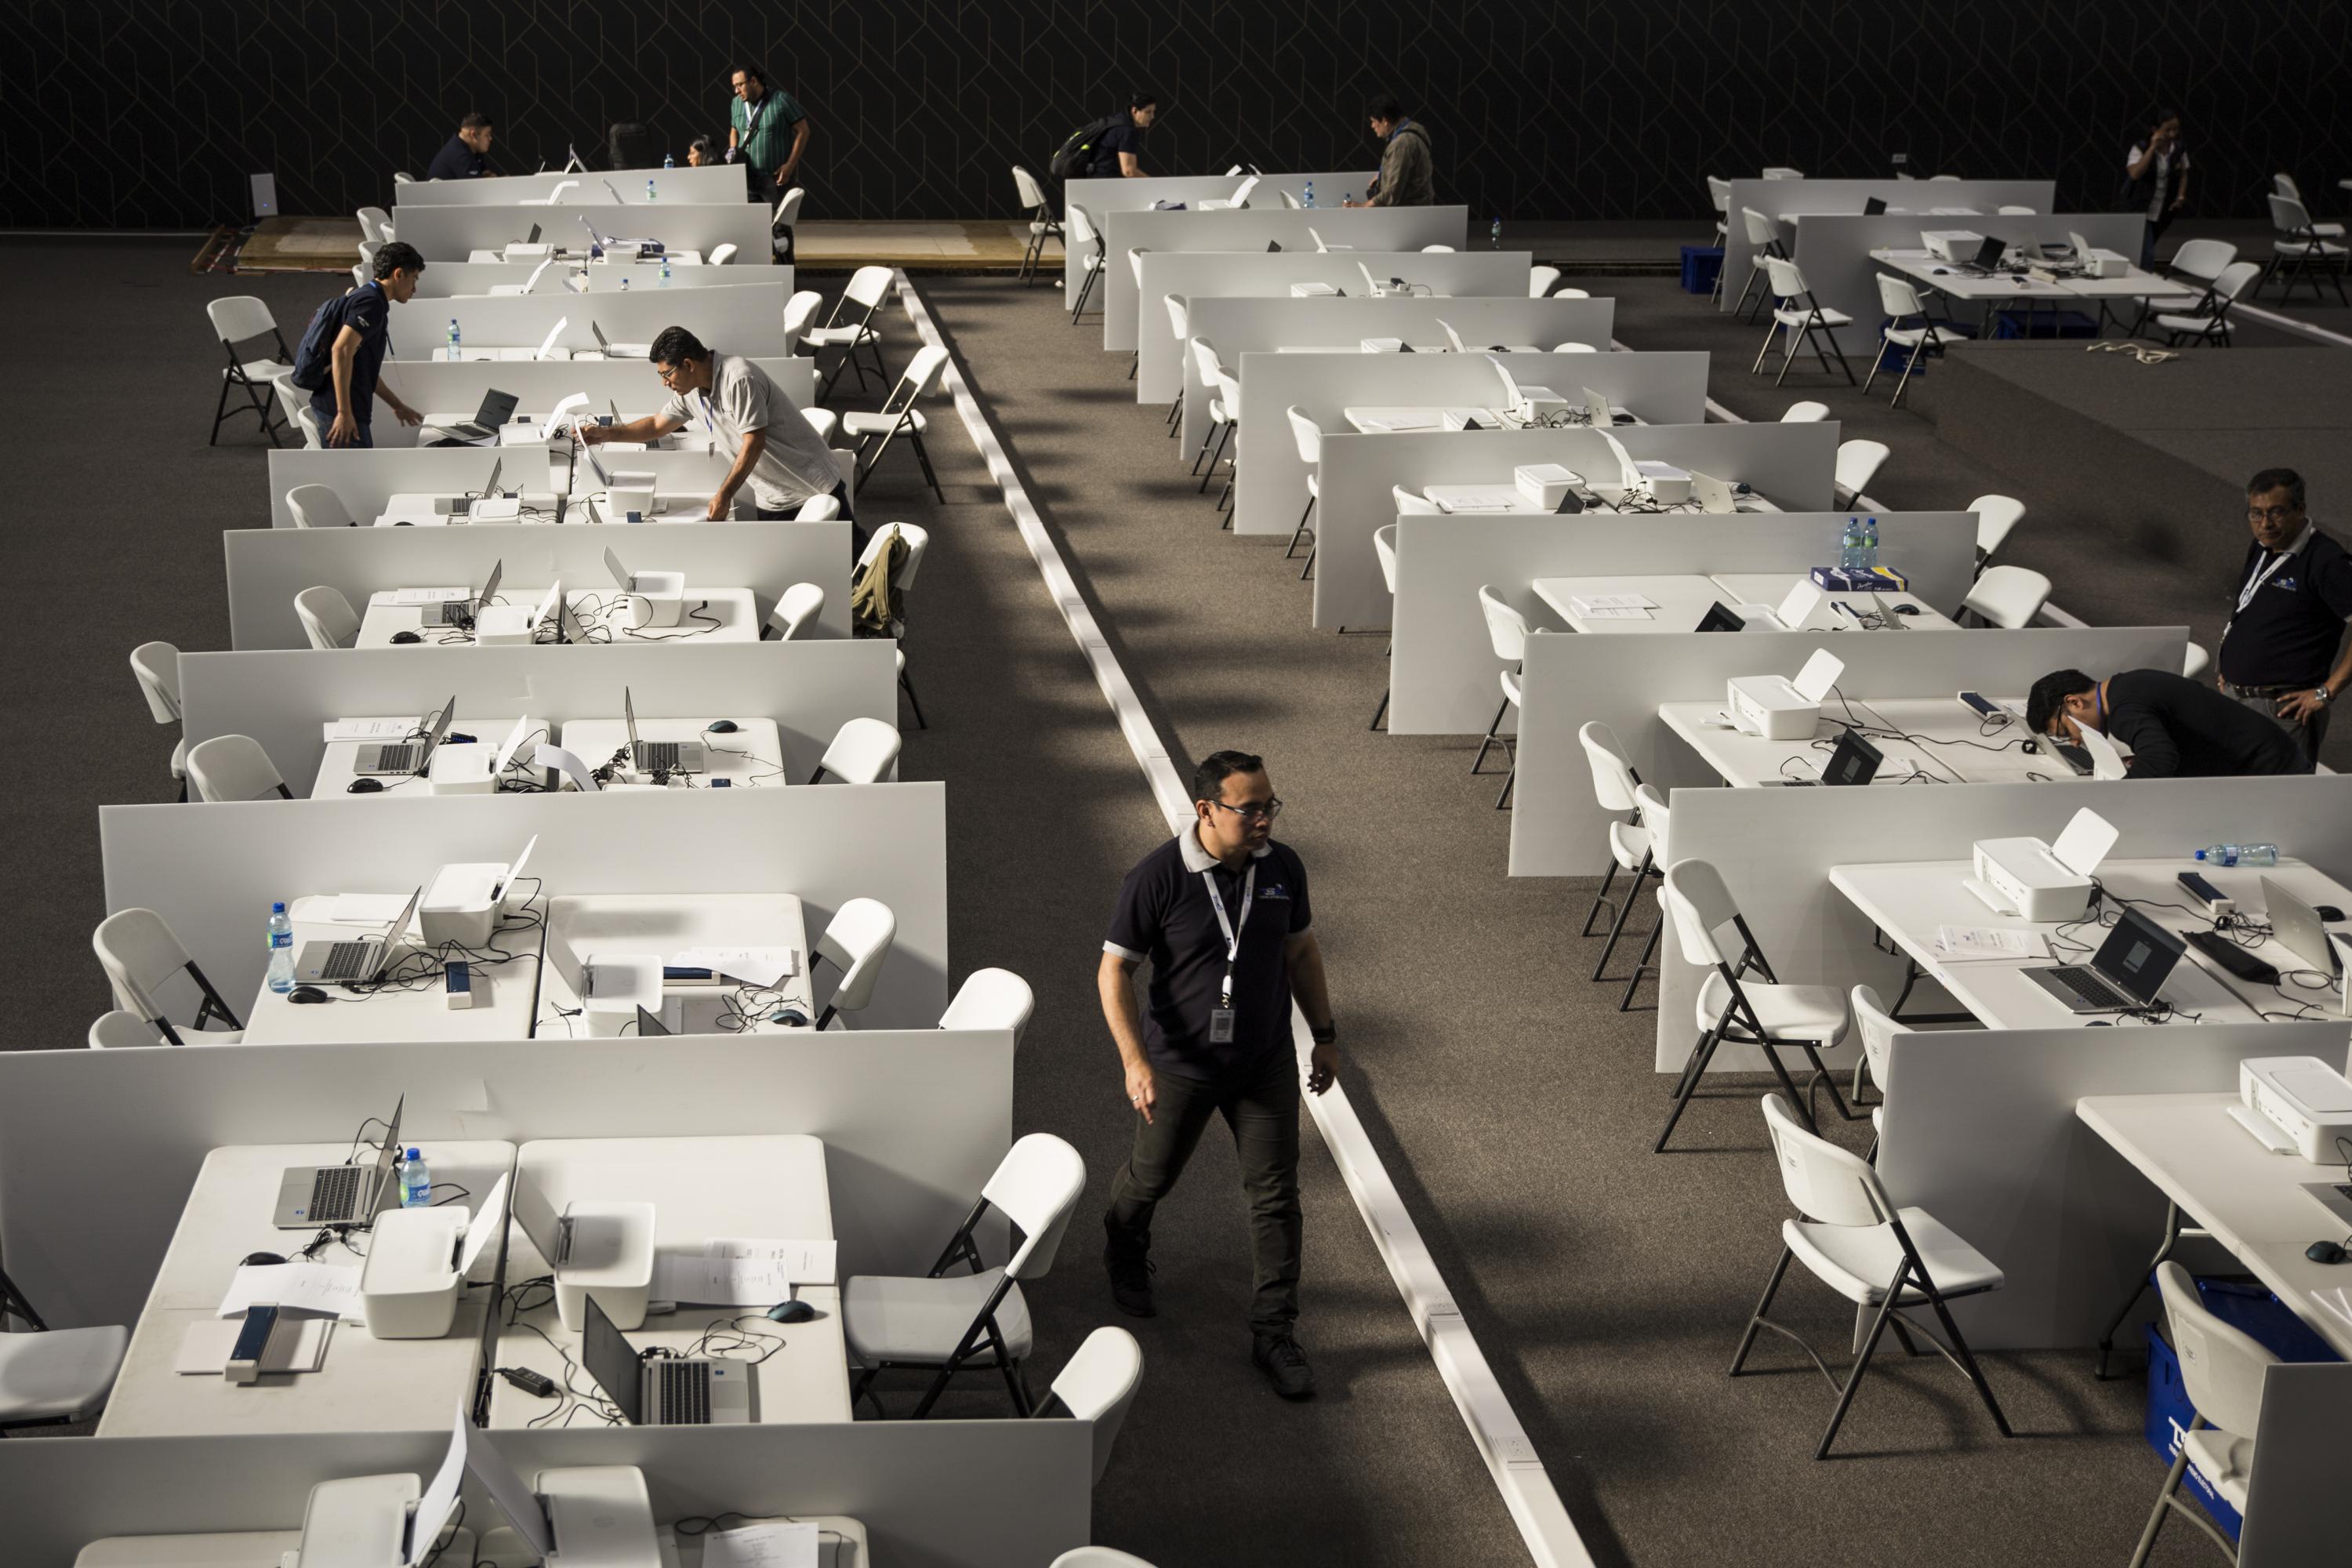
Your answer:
[309,396,372,448]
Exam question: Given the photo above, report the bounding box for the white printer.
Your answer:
[1923,230,1986,263]
[1727,648,1845,740]
[2236,1057,2352,1163]
[1966,807,2118,922]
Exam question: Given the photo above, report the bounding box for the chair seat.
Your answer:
[0,1325,129,1422]
[2154,312,2225,335]
[230,358,292,384]
[1773,304,1854,328]
[1784,1207,2004,1306]
[1881,324,1934,347]
[802,408,840,442]
[2274,238,2349,257]
[171,736,187,779]
[804,325,879,347]
[1608,819,1651,873]
[2140,291,2201,311]
[1697,974,1849,1044]
[2182,1428,2255,1511]
[843,1268,1033,1365]
[1080,257,1102,274]
[1306,474,1318,498]
[1208,401,1228,423]
[842,408,928,437]
[1500,669,1522,706]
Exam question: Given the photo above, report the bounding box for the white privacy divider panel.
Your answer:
[1058,169,1374,302]
[263,447,735,528]
[1235,350,1710,535]
[1876,1022,2352,1348]
[1719,177,2056,317]
[414,260,790,296]
[99,784,948,1030]
[181,641,895,790]
[226,518,851,647]
[1509,624,2190,878]
[391,201,775,263]
[1789,212,2145,350]
[1390,511,1980,732]
[1311,422,1842,630]
[1137,249,1532,396]
[384,280,789,357]
[1101,205,1470,349]
[395,164,753,205]
[0,1420,1087,1568]
[372,355,814,447]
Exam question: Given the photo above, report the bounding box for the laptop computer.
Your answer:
[435,458,505,515]
[1969,235,2007,273]
[623,686,704,774]
[274,1095,404,1228]
[2263,877,2345,978]
[2026,906,2187,1014]
[591,321,653,358]
[510,1177,577,1271]
[443,390,520,444]
[635,1004,671,1036]
[1863,197,1888,216]
[424,560,502,630]
[293,887,423,985]
[1818,729,1884,786]
[526,223,542,245]
[1689,471,1737,514]
[358,697,457,775]
[1695,601,1747,633]
[580,1292,751,1425]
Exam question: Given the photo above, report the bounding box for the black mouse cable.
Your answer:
[681,1312,786,1365]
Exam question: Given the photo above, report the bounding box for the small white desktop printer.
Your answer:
[1727,648,1844,740]
[2238,1057,2352,1163]
[1966,808,2118,922]
[1923,230,1985,263]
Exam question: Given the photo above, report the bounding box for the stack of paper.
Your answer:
[1933,926,2049,962]
[650,1238,838,1305]
[702,1523,819,1568]
[1570,604,1653,622]
[670,947,799,986]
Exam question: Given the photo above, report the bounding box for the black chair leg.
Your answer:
[1367,687,1389,731]
[910,433,944,503]
[1580,860,1623,938]
[1617,917,1663,1011]
[1471,697,1509,774]
[899,667,927,729]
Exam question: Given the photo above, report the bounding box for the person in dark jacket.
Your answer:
[1346,94,1433,207]
[2027,667,2306,778]
[2122,108,2190,267]
[425,112,495,180]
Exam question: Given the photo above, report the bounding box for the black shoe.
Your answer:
[1253,1333,1318,1399]
[1104,1241,1157,1318]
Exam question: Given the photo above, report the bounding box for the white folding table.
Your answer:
[1531,574,1745,633]
[356,587,758,645]
[240,893,546,1045]
[310,716,533,798]
[1660,697,2059,787]
[550,717,788,789]
[535,892,815,1036]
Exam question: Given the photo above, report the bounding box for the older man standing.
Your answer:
[2216,467,2352,768]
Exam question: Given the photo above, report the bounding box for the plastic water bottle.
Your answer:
[266,902,296,993]
[646,178,657,202]
[1304,180,1315,209]
[659,256,671,287]
[662,152,674,170]
[401,1149,431,1208]
[1839,516,1864,572]
[2196,844,2280,868]
[1490,216,1503,249]
[619,276,630,292]
[1861,516,1880,569]
[446,318,460,360]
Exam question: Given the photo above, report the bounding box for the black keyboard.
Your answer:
[371,744,421,774]
[308,1164,362,1221]
[2045,966,2129,1007]
[655,1359,710,1425]
[639,741,681,771]
[2186,931,2280,984]
[318,943,372,982]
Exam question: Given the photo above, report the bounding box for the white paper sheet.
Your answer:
[706,1237,837,1283]
[1570,593,1660,611]
[670,947,798,987]
[1933,925,2051,962]
[325,717,423,742]
[410,1413,468,1567]
[459,1173,510,1276]
[702,1523,818,1568]
[1570,604,1652,622]
[217,1262,365,1320]
[387,587,471,606]
[652,1239,836,1303]
[176,1314,333,1374]
[535,742,601,793]
[331,893,417,924]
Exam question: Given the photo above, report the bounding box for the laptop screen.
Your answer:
[1821,729,1883,786]
[371,1094,405,1191]
[1863,197,1888,216]
[1973,235,2007,271]
[2262,876,2343,975]
[579,1294,644,1424]
[1694,601,1746,633]
[475,390,519,429]
[2093,906,2186,1003]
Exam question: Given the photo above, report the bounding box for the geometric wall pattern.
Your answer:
[8,2,2349,230]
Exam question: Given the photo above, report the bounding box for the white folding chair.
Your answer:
[804,266,895,396]
[1657,859,1856,1150]
[1039,1326,1142,1484]
[1050,1552,1160,1568]
[1162,296,1190,437]
[1969,495,2025,572]
[1284,406,1322,575]
[392,172,414,185]
[707,242,738,266]
[129,641,187,800]
[769,186,805,260]
[939,968,1035,1043]
[187,735,294,802]
[294,586,361,648]
[764,582,826,640]
[1012,165,1063,284]
[1186,338,1233,485]
[1996,204,2038,216]
[270,376,309,440]
[2129,1261,2274,1566]
[1959,564,2051,629]
[855,524,930,726]
[844,344,949,501]
[808,717,901,785]
[285,483,357,529]
[1733,1093,2011,1460]
[2129,238,2237,336]
[1368,523,1400,731]
[1834,439,1888,506]
[1609,785,1674,1011]
[2262,194,2349,305]
[1472,586,1539,808]
[1552,287,1592,299]
[1864,274,1956,408]
[0,1268,129,1432]
[205,296,294,445]
[1755,258,1855,387]
[1393,485,1440,515]
[1529,263,1562,298]
[89,1010,162,1049]
[1123,249,1150,377]
[781,290,823,357]
[1067,205,1107,323]
[811,898,896,1029]
[795,491,841,520]
[2273,173,2345,237]
[844,1132,1086,1417]
[356,206,392,245]
[1848,983,1903,1159]
[1706,176,1733,303]
[2157,261,2261,347]
[2183,641,2212,681]
[1780,400,1829,423]
[1575,720,1650,958]
[93,908,244,1045]
[294,404,325,448]
[1731,208,1788,320]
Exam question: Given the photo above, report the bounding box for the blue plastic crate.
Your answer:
[1991,307,2099,339]
[1680,245,1723,296]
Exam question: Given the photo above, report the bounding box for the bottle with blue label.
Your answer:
[659,256,671,287]
[1490,216,1503,249]
[662,152,674,170]
[446,319,460,359]
[1839,516,1864,572]
[619,276,629,291]
[1304,180,1314,209]
[645,178,657,202]
[266,902,296,993]
[401,1149,431,1207]
[2196,843,2280,868]
[1861,516,1880,569]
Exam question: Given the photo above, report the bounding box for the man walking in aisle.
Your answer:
[1345,93,1434,207]
[1098,750,1339,1399]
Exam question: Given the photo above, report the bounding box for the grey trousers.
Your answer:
[2225,688,2328,771]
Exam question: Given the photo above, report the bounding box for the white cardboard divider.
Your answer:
[394,164,753,205]
[181,641,895,790]
[386,281,789,358]
[372,356,815,447]
[1137,249,1532,396]
[0,1421,1086,1568]
[0,1025,1010,1332]
[1170,293,1619,427]
[226,519,851,648]
[390,201,775,264]
[263,447,734,529]
[99,784,949,1030]
[1059,170,1375,301]
[1508,623,2190,879]
[1310,423,1842,630]
[413,261,791,297]
[1390,511,1980,732]
[1647,767,2352,1077]
[1101,206,1470,349]
[1789,212,2146,350]
[1876,1022,2352,1348]
[1718,177,2056,316]
[1236,351,1710,536]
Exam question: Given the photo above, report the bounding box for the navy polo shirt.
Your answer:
[302,281,392,423]
[426,134,488,180]
[1105,828,1312,1082]
[1091,118,1147,177]
[2218,525,2352,689]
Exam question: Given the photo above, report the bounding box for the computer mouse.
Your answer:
[395,521,415,527]
[2309,1240,2347,1265]
[707,719,739,733]
[347,778,384,793]
[1893,603,1920,615]
[2085,1019,2113,1027]
[390,630,423,644]
[771,1007,811,1028]
[1931,267,1951,275]
[241,1251,289,1267]
[767,1300,818,1324]
[288,985,330,1004]
[2317,905,2345,923]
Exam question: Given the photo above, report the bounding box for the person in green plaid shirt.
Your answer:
[728,64,811,209]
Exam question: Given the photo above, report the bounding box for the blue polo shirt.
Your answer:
[299,281,393,434]
[426,134,488,180]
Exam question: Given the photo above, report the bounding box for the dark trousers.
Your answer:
[309,394,372,448]
[755,482,858,547]
[2226,686,2330,771]
[1105,1051,1302,1335]
[2140,209,2177,270]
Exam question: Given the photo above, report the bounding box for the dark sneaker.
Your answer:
[1104,1243,1157,1318]
[1253,1333,1318,1399]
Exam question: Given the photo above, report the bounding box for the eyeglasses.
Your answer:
[2247,505,2302,522]
[654,363,684,384]
[1210,797,1283,823]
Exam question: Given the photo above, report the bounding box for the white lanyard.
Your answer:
[1201,862,1258,1008]
[2238,539,2301,612]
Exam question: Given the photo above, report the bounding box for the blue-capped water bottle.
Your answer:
[1490,216,1503,249]
[401,1149,431,1207]
[446,318,461,359]
[662,152,674,170]
[660,256,671,287]
[267,902,296,993]
[645,178,657,202]
[1304,180,1315,209]
[2196,843,2280,868]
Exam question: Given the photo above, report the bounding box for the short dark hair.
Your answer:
[460,111,493,132]
[1367,93,1403,122]
[2248,467,2307,509]
[1130,89,1158,111]
[372,241,426,279]
[648,326,706,368]
[731,64,766,87]
[1191,750,1265,804]
[2026,670,2097,735]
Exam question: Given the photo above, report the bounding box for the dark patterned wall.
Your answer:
[8,2,2349,230]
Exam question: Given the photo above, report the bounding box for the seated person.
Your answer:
[686,135,714,168]
[2026,666,2307,777]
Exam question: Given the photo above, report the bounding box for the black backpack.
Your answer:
[288,289,357,392]
[1047,114,1123,179]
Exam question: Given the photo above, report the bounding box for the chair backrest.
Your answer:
[1012,164,1050,209]
[939,967,1035,1041]
[1961,564,2053,630]
[187,735,287,802]
[1187,336,1223,390]
[1421,243,1457,252]
[858,521,929,592]
[1632,782,1671,864]
[357,207,392,245]
[2155,1260,2276,1439]
[2274,172,2303,201]
[294,405,324,448]
[1529,264,1561,298]
[782,290,823,354]
[982,1132,1087,1280]
[1835,439,1889,500]
[815,897,897,1015]
[93,908,193,1020]
[1476,585,1532,663]
[1278,189,1303,209]
[392,172,414,185]
[840,265,895,313]
[207,296,277,347]
[293,586,361,648]
[769,581,826,639]
[1996,205,2037,216]
[1969,495,2025,559]
[2211,260,2263,305]
[1068,204,1098,247]
[816,717,901,784]
[1577,722,1641,813]
[1849,984,1901,1097]
[2268,193,2315,237]
[1661,858,1740,970]
[1393,485,1440,514]
[1707,176,1731,213]
[1049,1326,1143,1484]
[89,1010,160,1049]
[1553,287,1592,299]
[285,483,355,530]
[1875,273,1926,318]
[1372,523,1399,595]
[1780,400,1829,423]
[1762,1093,1894,1228]
[350,263,368,290]
[1762,256,1809,303]
[1047,1551,1160,1568]
[1213,368,1242,420]
[1740,208,1779,249]
[357,237,381,265]
[897,343,951,405]
[708,242,739,267]
[1285,405,1321,465]
[1162,294,1187,342]
[129,641,182,725]
[794,492,841,521]
[774,187,806,227]
[2183,641,2212,681]
[271,376,307,430]
[2169,238,2236,285]
[1127,247,1147,285]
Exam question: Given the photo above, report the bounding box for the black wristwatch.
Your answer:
[1309,1023,1338,1047]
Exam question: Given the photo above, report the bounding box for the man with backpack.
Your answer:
[1343,93,1434,207]
[289,241,426,448]
[1087,93,1160,179]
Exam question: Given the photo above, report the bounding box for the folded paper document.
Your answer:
[1933,926,2049,962]
[218,1261,365,1321]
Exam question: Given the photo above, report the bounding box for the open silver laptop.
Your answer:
[358,698,456,775]
[293,887,422,985]
[425,561,502,630]
[624,686,703,773]
[436,458,504,515]
[582,1293,751,1425]
[2262,876,2345,980]
[2026,906,2186,1013]
[274,1095,403,1227]
[1689,471,1737,514]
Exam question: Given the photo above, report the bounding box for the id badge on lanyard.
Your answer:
[1203,862,1255,1045]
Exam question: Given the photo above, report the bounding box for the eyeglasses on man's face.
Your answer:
[2248,503,2302,523]
[1210,797,1283,823]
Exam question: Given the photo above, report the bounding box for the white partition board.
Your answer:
[263,448,733,529]
[1235,351,1709,536]
[372,356,815,447]
[1791,212,2146,350]
[99,784,948,1030]
[1171,293,1618,425]
[1650,770,2348,1075]
[413,261,790,297]
[391,201,775,264]
[1059,169,1374,300]
[1391,511,1980,732]
[1719,177,2056,314]
[1508,624,2189,878]
[1875,1022,2351,1348]
[2243,1363,2352,1568]
[386,281,788,358]
[226,519,851,648]
[0,1421,1087,1568]
[1102,206,1471,348]
[1137,250,1533,396]
[395,165,753,205]
[1312,423,1842,629]
[181,641,895,790]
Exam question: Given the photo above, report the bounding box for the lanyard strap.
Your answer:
[2238,541,2300,612]
[1201,862,1257,1008]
